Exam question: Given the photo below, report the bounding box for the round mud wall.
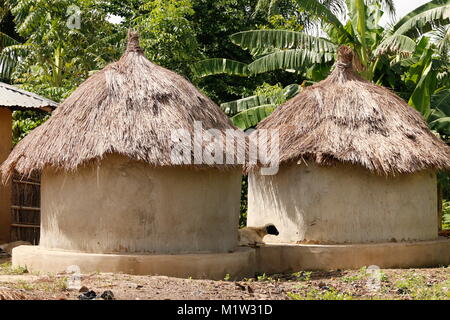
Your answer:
[40,154,242,254]
[248,163,438,244]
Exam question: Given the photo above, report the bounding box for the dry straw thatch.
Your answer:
[1,31,245,182]
[250,46,450,175]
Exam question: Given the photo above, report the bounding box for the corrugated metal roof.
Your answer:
[0,82,57,112]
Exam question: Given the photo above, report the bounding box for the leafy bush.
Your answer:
[443,201,450,230]
[12,110,49,145]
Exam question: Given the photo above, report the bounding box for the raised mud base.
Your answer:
[12,239,450,279]
[255,238,450,274]
[12,246,255,280]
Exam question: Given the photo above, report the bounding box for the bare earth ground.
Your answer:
[0,257,449,300]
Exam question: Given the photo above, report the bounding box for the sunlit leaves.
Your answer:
[3,0,123,101]
[249,49,333,74]
[230,104,276,130]
[230,29,336,54]
[221,95,272,116]
[392,0,450,37]
[192,58,250,77]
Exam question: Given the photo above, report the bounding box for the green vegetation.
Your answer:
[341,267,370,283]
[13,277,68,292]
[287,287,354,300]
[0,267,448,300]
[0,262,28,275]
[1,0,124,101]
[251,271,312,282]
[284,269,449,300]
[395,273,450,300]
[12,110,49,146]
[443,200,450,230]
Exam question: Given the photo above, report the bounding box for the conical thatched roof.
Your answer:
[250,46,450,175]
[1,31,244,181]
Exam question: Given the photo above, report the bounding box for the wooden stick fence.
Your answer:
[11,173,41,244]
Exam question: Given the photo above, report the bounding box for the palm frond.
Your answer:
[0,43,29,80]
[366,0,396,17]
[294,0,352,41]
[393,0,450,37]
[0,31,18,49]
[428,25,450,58]
[221,95,272,116]
[375,34,416,56]
[191,58,250,77]
[230,30,337,54]
[248,49,333,74]
[254,0,282,17]
[319,0,347,17]
[429,116,450,135]
[431,88,450,115]
[230,104,276,130]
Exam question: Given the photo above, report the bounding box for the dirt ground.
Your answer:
[0,257,448,300]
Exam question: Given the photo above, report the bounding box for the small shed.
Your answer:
[248,46,450,246]
[0,82,56,243]
[1,31,251,279]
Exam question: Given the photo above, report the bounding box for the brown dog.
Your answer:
[238,224,279,247]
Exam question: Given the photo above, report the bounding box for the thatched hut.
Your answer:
[248,46,450,246]
[0,82,56,243]
[1,31,251,278]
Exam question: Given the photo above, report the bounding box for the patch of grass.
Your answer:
[341,267,369,283]
[379,271,389,283]
[0,262,28,275]
[341,267,389,286]
[291,271,312,281]
[413,281,450,300]
[14,280,35,291]
[255,273,274,282]
[287,286,353,300]
[11,276,68,293]
[395,273,426,295]
[52,277,68,292]
[251,271,311,282]
[395,273,450,300]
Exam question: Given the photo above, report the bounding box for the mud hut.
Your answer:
[0,82,56,243]
[248,46,450,259]
[1,31,251,279]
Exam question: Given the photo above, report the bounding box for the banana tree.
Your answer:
[390,35,450,138]
[430,88,450,138]
[0,31,19,81]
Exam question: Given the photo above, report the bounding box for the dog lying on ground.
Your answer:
[238,224,279,247]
